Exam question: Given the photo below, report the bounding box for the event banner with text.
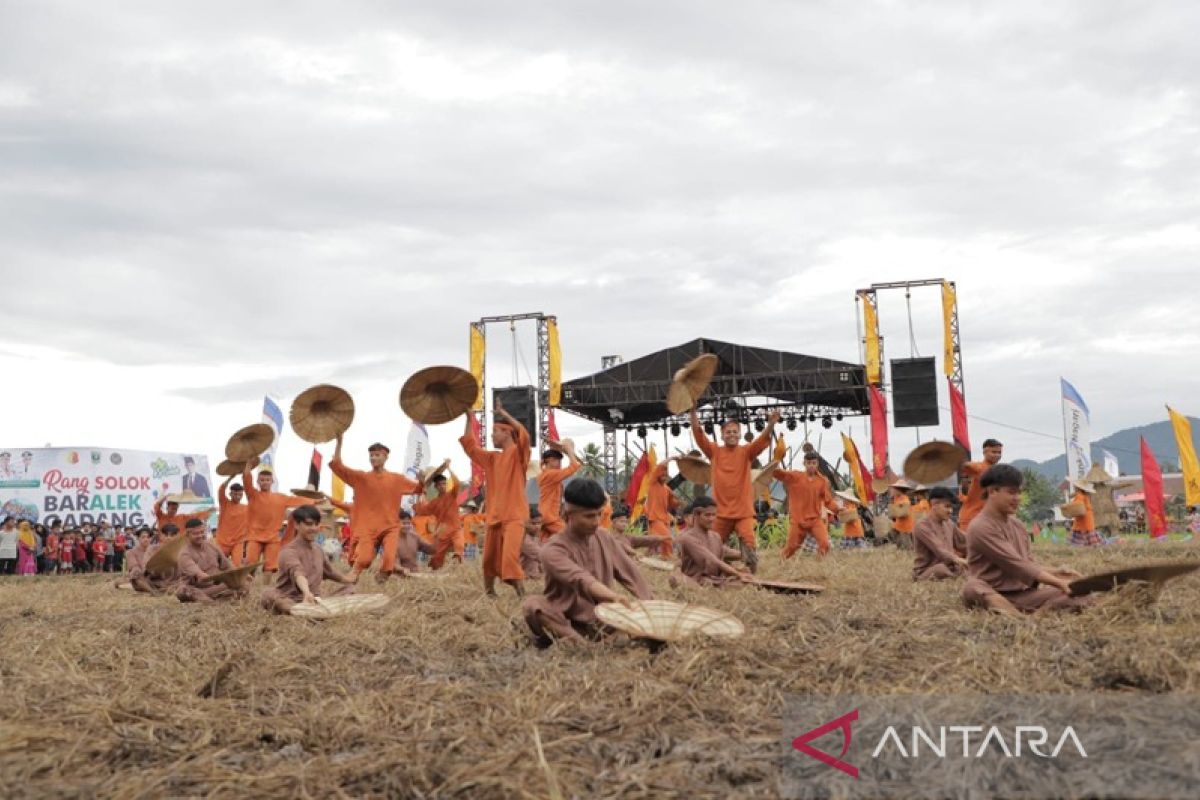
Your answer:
[0,447,215,528]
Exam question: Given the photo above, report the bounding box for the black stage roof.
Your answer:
[559,338,869,427]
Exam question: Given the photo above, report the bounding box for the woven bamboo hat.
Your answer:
[751,459,782,491]
[834,489,863,506]
[638,556,676,572]
[1069,562,1200,597]
[164,490,206,505]
[290,384,355,444]
[289,593,391,619]
[666,353,718,414]
[225,423,275,461]
[215,459,245,477]
[400,366,478,425]
[595,599,744,642]
[291,487,327,501]
[902,441,968,484]
[676,455,712,485]
[208,561,262,590]
[145,535,187,577]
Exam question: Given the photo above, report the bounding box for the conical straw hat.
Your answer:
[676,455,712,485]
[290,384,355,444]
[751,459,781,491]
[665,354,718,414]
[208,561,262,590]
[638,556,676,572]
[834,489,862,506]
[1069,562,1200,597]
[215,459,245,477]
[871,476,891,493]
[902,440,968,484]
[291,488,326,500]
[400,366,479,425]
[225,423,275,461]
[164,490,207,505]
[595,599,744,642]
[145,535,187,577]
[289,593,390,619]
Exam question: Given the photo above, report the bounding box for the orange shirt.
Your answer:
[242,473,315,543]
[891,494,915,534]
[600,499,613,530]
[153,498,211,531]
[460,422,531,524]
[1071,492,1095,532]
[913,498,931,522]
[414,488,461,535]
[462,512,486,544]
[958,461,988,530]
[537,461,580,524]
[775,470,837,523]
[329,459,421,535]
[693,426,770,519]
[216,490,249,548]
[843,513,864,539]
[645,463,679,525]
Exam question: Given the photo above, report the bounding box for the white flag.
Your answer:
[261,395,284,489]
[400,421,431,511]
[1102,449,1119,479]
[1060,379,1091,481]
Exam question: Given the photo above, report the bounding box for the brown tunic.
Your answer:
[124,542,152,580]
[614,533,665,559]
[176,540,240,602]
[678,528,740,587]
[963,510,1090,612]
[523,528,653,630]
[520,532,543,579]
[134,541,180,593]
[260,538,352,611]
[913,516,964,581]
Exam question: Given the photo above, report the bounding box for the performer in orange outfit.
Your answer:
[774,451,841,557]
[645,458,682,558]
[688,407,780,573]
[889,480,916,544]
[537,439,580,541]
[460,501,485,560]
[1068,482,1103,546]
[331,436,425,584]
[152,495,211,533]
[413,466,465,569]
[215,475,249,566]
[957,438,1003,531]
[242,465,315,575]
[460,400,531,596]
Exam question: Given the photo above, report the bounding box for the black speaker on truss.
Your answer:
[890,357,939,428]
[493,386,538,448]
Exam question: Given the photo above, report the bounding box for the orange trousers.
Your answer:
[245,538,281,571]
[483,520,525,581]
[429,525,465,570]
[539,519,565,542]
[216,536,245,567]
[648,521,673,558]
[783,519,829,558]
[713,517,757,549]
[354,526,399,574]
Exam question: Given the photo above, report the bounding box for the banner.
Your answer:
[859,291,882,385]
[1166,406,1200,506]
[548,318,562,406]
[464,412,485,505]
[469,323,486,411]
[546,408,561,443]
[625,450,651,509]
[400,422,431,511]
[841,433,874,503]
[261,395,284,488]
[307,449,322,490]
[1140,436,1168,538]
[868,386,889,478]
[1102,449,1119,480]
[1060,379,1091,482]
[630,446,657,521]
[0,447,215,528]
[947,379,971,455]
[941,281,957,378]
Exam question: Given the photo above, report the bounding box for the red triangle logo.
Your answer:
[791,709,859,778]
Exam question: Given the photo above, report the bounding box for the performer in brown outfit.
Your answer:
[912,487,968,581]
[176,519,248,603]
[522,478,654,647]
[962,464,1091,615]
[121,529,153,585]
[130,524,181,594]
[672,496,752,588]
[521,508,544,579]
[261,505,355,614]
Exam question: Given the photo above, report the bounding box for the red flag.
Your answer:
[947,379,971,456]
[547,408,561,443]
[462,413,485,505]
[868,385,889,478]
[307,448,322,490]
[1140,436,1169,538]
[625,451,650,509]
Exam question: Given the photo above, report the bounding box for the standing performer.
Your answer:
[521,479,654,647]
[537,440,580,541]
[889,480,916,545]
[152,495,211,533]
[1068,482,1104,546]
[330,436,425,584]
[176,519,248,603]
[688,407,780,572]
[958,439,1004,531]
[412,465,464,569]
[645,458,682,558]
[673,496,753,588]
[774,451,841,558]
[836,491,871,550]
[459,401,531,596]
[460,501,485,561]
[261,505,356,614]
[216,476,249,566]
[962,465,1091,615]
[242,465,315,577]
[912,487,968,580]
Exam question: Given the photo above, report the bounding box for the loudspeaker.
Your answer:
[493,386,538,448]
[891,357,939,428]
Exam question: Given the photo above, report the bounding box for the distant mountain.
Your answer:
[1017,417,1198,480]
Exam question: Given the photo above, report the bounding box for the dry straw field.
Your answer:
[2,540,1198,798]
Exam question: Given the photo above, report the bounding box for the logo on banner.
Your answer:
[792,710,860,778]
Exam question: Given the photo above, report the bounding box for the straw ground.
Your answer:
[2,540,1198,798]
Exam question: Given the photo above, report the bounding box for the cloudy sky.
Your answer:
[3,0,1197,487]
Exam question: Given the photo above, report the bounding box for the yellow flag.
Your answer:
[331,473,347,517]
[631,446,657,521]
[469,324,485,410]
[859,291,881,385]
[1167,406,1200,505]
[941,281,957,378]
[548,318,562,406]
[841,433,868,503]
